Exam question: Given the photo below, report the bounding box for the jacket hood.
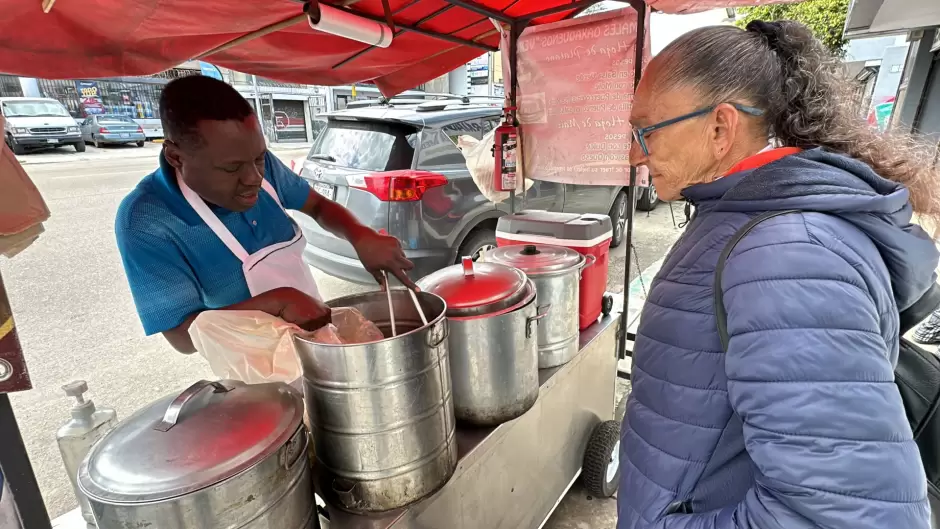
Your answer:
[682,148,939,311]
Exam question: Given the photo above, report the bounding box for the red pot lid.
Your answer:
[417,258,528,317]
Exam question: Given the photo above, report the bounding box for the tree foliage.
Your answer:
[735,0,850,57]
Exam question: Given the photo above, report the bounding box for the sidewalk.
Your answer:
[15,141,312,166]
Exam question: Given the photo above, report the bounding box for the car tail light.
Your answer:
[136,126,144,133]
[98,127,110,134]
[347,170,447,202]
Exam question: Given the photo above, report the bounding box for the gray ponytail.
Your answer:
[653,21,940,229]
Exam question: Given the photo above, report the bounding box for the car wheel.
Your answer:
[456,229,497,263]
[608,190,628,249]
[136,140,145,147]
[636,183,659,212]
[73,141,86,153]
[8,136,26,155]
[93,137,101,149]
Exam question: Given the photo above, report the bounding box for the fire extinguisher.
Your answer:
[493,108,519,192]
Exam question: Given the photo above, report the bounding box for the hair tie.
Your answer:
[746,20,782,51]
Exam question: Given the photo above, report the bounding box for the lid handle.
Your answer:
[462,256,474,277]
[521,245,539,255]
[154,380,231,432]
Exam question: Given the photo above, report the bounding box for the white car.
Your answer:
[1,97,84,154]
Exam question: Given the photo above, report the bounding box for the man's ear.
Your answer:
[163,140,184,172]
[710,103,740,158]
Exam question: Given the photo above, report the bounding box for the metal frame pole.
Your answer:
[507,20,525,215]
[617,0,646,366]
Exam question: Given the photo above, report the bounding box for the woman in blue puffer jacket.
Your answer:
[618,20,940,529]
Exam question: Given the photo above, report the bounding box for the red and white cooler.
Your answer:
[496,211,614,330]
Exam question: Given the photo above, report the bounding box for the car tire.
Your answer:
[636,184,659,212]
[136,140,145,147]
[609,190,628,249]
[93,137,101,149]
[456,229,497,263]
[8,136,26,155]
[73,141,86,153]
[581,420,622,498]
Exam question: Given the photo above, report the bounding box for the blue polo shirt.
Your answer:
[115,151,312,335]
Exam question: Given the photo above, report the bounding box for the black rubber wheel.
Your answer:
[608,190,627,249]
[73,141,86,153]
[456,228,497,263]
[136,140,145,147]
[93,137,102,149]
[602,294,614,316]
[636,183,660,212]
[8,136,26,155]
[582,420,622,498]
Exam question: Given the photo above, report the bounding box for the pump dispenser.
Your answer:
[56,380,118,526]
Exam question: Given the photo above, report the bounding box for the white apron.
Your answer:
[177,175,321,301]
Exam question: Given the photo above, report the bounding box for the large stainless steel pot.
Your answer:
[418,258,542,426]
[77,380,316,529]
[293,290,456,514]
[486,244,588,368]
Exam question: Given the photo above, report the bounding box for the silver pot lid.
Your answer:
[485,244,584,276]
[417,257,529,317]
[78,380,303,503]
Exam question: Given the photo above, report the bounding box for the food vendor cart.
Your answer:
[0,0,791,527]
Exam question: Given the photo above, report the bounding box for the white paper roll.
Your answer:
[308,3,394,48]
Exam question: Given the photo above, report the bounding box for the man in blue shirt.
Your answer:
[116,76,414,353]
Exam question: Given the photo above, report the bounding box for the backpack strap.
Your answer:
[714,210,940,349]
[714,210,801,351]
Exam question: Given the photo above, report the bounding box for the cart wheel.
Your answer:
[602,294,614,316]
[582,420,622,498]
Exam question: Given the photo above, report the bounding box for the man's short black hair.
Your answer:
[159,75,255,146]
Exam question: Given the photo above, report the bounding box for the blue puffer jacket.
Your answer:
[618,149,939,529]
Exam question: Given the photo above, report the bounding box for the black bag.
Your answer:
[714,210,940,500]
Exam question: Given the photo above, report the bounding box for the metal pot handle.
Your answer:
[154,380,231,432]
[526,304,552,338]
[579,254,597,279]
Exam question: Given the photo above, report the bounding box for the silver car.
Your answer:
[80,115,146,148]
[298,100,659,285]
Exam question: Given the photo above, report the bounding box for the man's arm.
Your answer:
[266,153,416,288]
[659,232,929,529]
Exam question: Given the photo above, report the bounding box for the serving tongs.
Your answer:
[382,271,428,338]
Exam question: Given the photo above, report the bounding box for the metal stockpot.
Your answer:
[78,380,316,529]
[293,291,456,514]
[486,244,588,368]
[418,258,542,427]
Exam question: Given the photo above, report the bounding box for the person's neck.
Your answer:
[713,139,772,179]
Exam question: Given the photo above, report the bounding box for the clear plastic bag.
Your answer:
[189,308,384,386]
[457,129,533,204]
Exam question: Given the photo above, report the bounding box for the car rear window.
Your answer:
[98,115,136,124]
[309,119,417,172]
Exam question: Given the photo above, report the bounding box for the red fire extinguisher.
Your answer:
[493,108,519,192]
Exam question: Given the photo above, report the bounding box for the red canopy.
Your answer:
[0,0,595,96]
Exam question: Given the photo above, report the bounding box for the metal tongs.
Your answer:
[382,271,428,337]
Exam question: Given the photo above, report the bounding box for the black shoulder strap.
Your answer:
[714,210,802,351]
[714,210,940,350]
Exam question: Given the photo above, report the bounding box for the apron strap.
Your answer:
[259,178,283,209]
[176,174,250,262]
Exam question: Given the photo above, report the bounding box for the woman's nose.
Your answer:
[630,139,648,167]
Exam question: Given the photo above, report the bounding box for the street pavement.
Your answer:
[1,145,683,526]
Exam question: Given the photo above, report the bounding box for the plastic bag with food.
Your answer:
[189,308,384,386]
[457,129,533,204]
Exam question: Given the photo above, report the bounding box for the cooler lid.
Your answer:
[486,244,584,276]
[78,380,303,503]
[417,258,529,317]
[496,210,613,243]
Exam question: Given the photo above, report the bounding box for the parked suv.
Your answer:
[1,97,83,154]
[298,99,658,284]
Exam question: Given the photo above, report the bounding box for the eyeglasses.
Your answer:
[631,103,765,157]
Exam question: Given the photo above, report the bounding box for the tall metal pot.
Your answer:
[418,258,542,426]
[293,290,456,514]
[78,380,316,529]
[486,244,589,368]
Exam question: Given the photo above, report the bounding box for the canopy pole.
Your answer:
[441,0,513,24]
[617,0,646,367]
[0,271,51,529]
[508,20,525,215]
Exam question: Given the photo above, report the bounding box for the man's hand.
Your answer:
[352,229,417,290]
[266,287,332,331]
